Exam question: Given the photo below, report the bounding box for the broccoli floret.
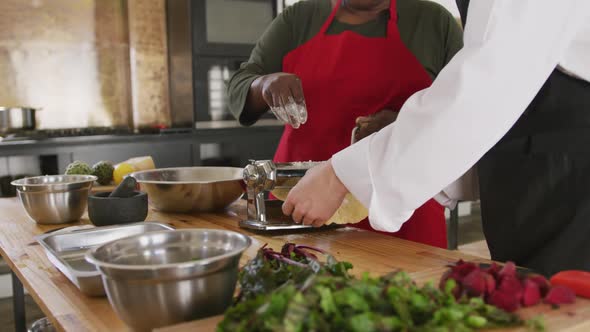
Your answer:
[92,161,114,185]
[65,161,93,176]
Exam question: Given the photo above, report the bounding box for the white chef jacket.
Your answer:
[332,0,590,232]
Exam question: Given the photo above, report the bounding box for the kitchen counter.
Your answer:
[0,124,285,175]
[1,197,589,331]
[0,124,284,156]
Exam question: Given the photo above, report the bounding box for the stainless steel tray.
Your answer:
[36,222,174,297]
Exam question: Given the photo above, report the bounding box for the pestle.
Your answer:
[109,176,138,198]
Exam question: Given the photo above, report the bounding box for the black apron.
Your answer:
[456,0,590,276]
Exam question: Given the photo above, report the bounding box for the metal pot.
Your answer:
[0,106,39,133]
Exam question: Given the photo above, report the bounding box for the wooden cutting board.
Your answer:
[155,315,222,332]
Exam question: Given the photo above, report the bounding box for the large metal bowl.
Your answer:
[130,167,244,213]
[85,229,252,331]
[11,175,97,224]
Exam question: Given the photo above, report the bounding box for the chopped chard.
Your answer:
[218,244,541,332]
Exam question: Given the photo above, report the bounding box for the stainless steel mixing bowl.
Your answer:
[85,229,252,331]
[11,175,97,224]
[130,167,244,213]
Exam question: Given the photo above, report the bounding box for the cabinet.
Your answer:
[191,0,277,58]
[190,0,279,124]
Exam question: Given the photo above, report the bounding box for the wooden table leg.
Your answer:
[11,271,26,332]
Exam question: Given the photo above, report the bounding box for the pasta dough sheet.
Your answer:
[271,179,367,224]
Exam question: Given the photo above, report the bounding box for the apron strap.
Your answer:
[386,0,398,36]
[319,0,342,35]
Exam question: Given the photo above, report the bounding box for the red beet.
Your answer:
[440,259,578,313]
[439,269,463,299]
[522,279,542,307]
[489,290,521,312]
[499,276,524,302]
[451,270,467,283]
[463,270,488,296]
[484,272,497,296]
[527,274,551,297]
[485,262,502,279]
[499,262,517,279]
[545,285,576,305]
[453,260,478,277]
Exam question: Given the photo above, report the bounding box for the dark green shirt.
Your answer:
[228,0,463,125]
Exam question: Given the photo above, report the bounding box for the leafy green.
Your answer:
[218,244,531,332]
[526,316,546,332]
[235,243,352,303]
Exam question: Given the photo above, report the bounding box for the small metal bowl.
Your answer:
[131,167,244,213]
[28,317,56,332]
[11,175,97,224]
[86,229,252,331]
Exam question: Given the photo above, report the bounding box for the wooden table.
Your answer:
[1,198,589,332]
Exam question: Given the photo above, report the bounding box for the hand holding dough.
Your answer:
[272,179,367,224]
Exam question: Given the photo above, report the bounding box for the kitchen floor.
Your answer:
[456,202,485,246]
[0,205,486,332]
[0,295,45,331]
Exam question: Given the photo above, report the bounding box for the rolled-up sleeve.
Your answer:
[332,0,588,232]
[227,6,296,126]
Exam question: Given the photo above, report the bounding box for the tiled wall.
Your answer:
[0,0,170,129]
[127,0,171,128]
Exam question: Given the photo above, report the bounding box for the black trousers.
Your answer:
[479,130,590,276]
[478,70,590,277]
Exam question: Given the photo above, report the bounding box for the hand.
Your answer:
[353,109,398,142]
[258,73,307,128]
[282,160,349,227]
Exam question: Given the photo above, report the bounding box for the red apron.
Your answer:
[274,0,447,248]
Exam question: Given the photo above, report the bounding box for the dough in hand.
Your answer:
[271,183,367,224]
[270,188,290,201]
[270,177,300,201]
[325,193,368,225]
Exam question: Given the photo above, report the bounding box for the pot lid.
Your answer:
[0,106,41,111]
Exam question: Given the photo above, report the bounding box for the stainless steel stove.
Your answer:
[0,127,134,142]
[0,126,195,142]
